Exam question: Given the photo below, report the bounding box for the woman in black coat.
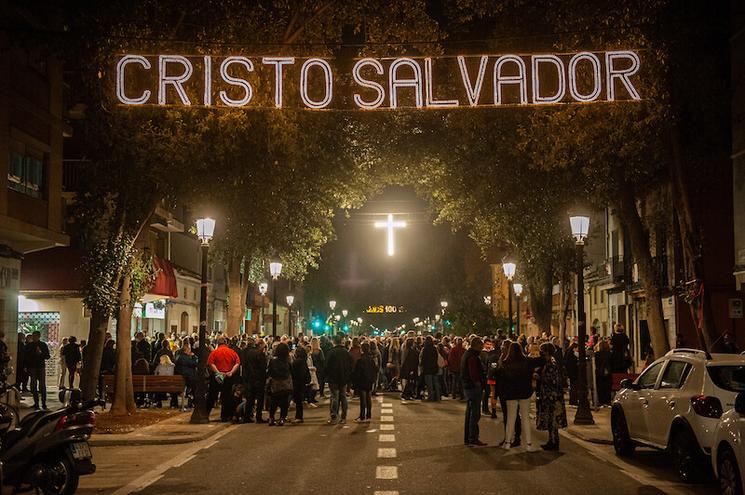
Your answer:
[500,342,544,452]
[267,343,293,426]
[352,343,377,422]
[594,340,613,405]
[291,346,311,423]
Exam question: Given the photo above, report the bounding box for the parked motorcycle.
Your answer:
[1,387,102,494]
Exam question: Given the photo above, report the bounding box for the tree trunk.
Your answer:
[111,271,136,416]
[80,309,109,401]
[615,183,670,359]
[527,267,553,336]
[226,253,244,336]
[668,126,718,352]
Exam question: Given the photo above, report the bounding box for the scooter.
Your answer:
[1,388,102,495]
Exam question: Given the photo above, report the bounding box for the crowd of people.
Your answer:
[12,322,639,450]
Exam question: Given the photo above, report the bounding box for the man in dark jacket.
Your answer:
[61,336,82,389]
[25,331,50,409]
[324,334,352,424]
[242,339,268,423]
[461,337,486,447]
[419,336,441,402]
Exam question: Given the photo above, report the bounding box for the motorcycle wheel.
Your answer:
[42,458,79,495]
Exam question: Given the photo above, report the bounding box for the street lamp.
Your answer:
[286,294,294,337]
[191,217,215,425]
[258,282,268,336]
[513,283,523,336]
[570,213,594,425]
[503,261,516,338]
[484,295,492,306]
[342,309,348,318]
[270,262,282,337]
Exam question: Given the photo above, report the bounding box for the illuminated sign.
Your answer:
[144,301,166,319]
[115,51,641,109]
[365,305,406,314]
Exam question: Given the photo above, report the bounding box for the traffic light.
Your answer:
[343,324,349,332]
[312,319,322,330]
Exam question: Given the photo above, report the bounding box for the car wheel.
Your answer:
[611,409,635,458]
[718,447,743,495]
[671,429,706,483]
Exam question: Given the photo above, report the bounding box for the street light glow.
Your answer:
[513,283,523,297]
[286,295,294,306]
[269,261,283,279]
[329,300,336,310]
[570,215,590,244]
[342,309,348,317]
[502,261,516,280]
[258,282,268,296]
[195,217,216,244]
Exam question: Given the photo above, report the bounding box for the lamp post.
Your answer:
[191,217,215,424]
[258,282,268,335]
[286,295,294,337]
[513,283,523,336]
[329,300,336,334]
[270,262,282,338]
[439,301,448,332]
[503,262,516,338]
[570,214,594,425]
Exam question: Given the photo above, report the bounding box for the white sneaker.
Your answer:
[526,444,539,453]
[501,443,511,450]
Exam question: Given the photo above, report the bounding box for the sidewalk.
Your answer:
[16,386,230,446]
[564,405,613,445]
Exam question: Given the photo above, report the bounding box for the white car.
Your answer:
[712,391,745,495]
[611,348,745,482]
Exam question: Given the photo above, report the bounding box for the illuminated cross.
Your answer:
[375,214,407,256]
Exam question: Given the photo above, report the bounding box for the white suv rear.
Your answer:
[611,348,745,482]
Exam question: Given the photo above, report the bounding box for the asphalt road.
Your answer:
[79,393,719,495]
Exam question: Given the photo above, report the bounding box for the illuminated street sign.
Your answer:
[115,51,642,109]
[365,305,406,314]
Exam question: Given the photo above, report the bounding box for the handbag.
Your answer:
[269,376,293,394]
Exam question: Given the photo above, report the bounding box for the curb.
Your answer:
[564,427,613,445]
[90,422,231,447]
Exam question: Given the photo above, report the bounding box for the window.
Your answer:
[182,286,187,299]
[659,361,691,389]
[601,290,605,303]
[8,149,45,199]
[637,361,664,389]
[707,366,745,392]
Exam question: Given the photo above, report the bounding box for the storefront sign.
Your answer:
[145,301,166,319]
[115,51,641,109]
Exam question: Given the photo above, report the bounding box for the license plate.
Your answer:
[70,442,91,460]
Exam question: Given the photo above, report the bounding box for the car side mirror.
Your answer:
[619,378,635,390]
[735,391,745,415]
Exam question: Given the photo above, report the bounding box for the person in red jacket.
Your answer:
[448,337,465,400]
[207,337,241,422]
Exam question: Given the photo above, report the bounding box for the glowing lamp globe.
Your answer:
[196,217,216,244]
[440,301,448,309]
[286,295,294,306]
[329,300,336,311]
[513,283,524,297]
[570,215,590,244]
[502,262,516,281]
[269,261,283,279]
[258,282,268,296]
[342,309,348,318]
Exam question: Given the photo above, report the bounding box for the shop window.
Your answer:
[8,149,45,199]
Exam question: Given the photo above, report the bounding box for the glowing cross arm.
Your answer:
[375,213,406,256]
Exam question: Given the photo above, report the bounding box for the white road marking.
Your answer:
[374,491,399,495]
[379,434,396,442]
[110,425,238,495]
[381,408,393,414]
[382,402,393,407]
[378,448,397,458]
[376,466,399,479]
[381,415,394,422]
[366,429,378,433]
[380,424,395,431]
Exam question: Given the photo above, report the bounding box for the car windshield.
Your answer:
[707,365,745,392]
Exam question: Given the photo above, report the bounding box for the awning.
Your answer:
[21,247,178,299]
[151,257,178,298]
[21,247,85,293]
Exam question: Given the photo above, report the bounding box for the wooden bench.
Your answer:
[102,374,186,407]
[612,372,640,392]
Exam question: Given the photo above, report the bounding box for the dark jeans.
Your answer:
[499,395,521,443]
[450,372,463,399]
[425,374,441,401]
[66,364,78,389]
[29,367,46,407]
[329,383,348,420]
[270,391,290,420]
[207,374,238,421]
[359,389,372,419]
[293,389,304,419]
[481,384,490,412]
[464,385,482,444]
[246,381,265,420]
